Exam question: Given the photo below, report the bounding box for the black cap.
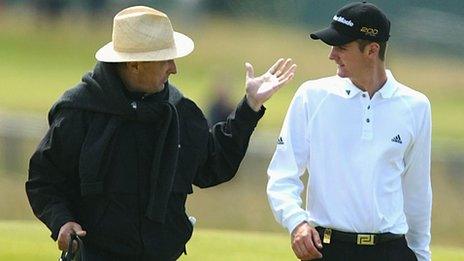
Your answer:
[310,2,390,46]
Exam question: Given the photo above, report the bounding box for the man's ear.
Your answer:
[367,42,380,58]
[127,62,141,74]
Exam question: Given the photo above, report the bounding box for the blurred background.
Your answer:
[0,0,463,259]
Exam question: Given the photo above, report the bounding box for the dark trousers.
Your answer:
[82,243,183,261]
[315,236,417,261]
[83,244,138,261]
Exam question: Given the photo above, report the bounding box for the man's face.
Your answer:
[136,60,177,93]
[328,41,368,79]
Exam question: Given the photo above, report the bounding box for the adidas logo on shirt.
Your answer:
[277,137,284,145]
[391,134,402,144]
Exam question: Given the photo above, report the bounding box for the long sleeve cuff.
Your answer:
[234,96,265,127]
[285,211,309,234]
[49,209,75,240]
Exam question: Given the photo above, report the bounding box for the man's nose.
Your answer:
[328,47,337,60]
[168,60,177,74]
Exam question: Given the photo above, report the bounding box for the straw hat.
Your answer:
[95,6,194,62]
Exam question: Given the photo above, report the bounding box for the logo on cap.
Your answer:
[360,27,379,37]
[333,15,354,27]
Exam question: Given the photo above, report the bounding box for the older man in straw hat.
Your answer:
[26,5,296,261]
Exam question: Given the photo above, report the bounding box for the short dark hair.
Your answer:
[356,39,387,61]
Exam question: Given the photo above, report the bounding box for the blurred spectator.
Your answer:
[207,79,234,126]
[34,0,67,21]
[202,0,233,14]
[82,0,107,18]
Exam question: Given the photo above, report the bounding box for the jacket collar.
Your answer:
[50,62,184,120]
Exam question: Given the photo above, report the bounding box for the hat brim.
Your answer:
[95,31,194,62]
[310,26,355,46]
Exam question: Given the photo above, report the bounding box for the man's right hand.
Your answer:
[291,221,323,260]
[57,221,87,251]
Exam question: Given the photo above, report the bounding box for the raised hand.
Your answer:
[245,58,297,111]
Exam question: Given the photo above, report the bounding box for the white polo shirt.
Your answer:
[267,70,432,261]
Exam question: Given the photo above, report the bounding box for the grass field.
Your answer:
[0,220,463,261]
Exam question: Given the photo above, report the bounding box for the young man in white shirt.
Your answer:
[267,2,431,261]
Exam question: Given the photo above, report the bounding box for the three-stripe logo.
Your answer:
[391,134,402,144]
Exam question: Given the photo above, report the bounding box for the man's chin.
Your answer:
[336,69,348,78]
[144,85,165,94]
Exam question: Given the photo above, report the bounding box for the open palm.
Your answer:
[245,58,297,111]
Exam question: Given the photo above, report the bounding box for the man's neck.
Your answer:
[350,65,387,98]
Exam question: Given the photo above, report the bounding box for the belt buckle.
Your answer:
[323,228,332,244]
[357,234,375,245]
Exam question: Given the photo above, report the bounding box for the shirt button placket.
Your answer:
[361,92,373,140]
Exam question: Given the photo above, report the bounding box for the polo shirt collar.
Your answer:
[342,80,362,99]
[377,70,398,99]
[341,69,398,99]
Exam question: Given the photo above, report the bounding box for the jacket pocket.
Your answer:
[79,194,141,254]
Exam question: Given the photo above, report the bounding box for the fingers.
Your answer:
[279,73,295,87]
[291,240,305,260]
[57,222,86,251]
[302,230,322,259]
[68,225,86,252]
[312,229,323,249]
[70,223,87,238]
[275,58,294,77]
[267,62,297,91]
[245,62,254,79]
[278,64,297,81]
[268,58,285,75]
[73,224,87,237]
[299,230,322,260]
[292,233,312,260]
[57,232,68,251]
[291,222,323,260]
[278,64,297,85]
[250,58,295,82]
[267,64,296,94]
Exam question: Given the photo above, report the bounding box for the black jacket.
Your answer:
[26,62,264,260]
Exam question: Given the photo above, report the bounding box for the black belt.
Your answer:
[316,227,404,245]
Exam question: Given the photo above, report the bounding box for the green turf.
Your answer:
[0,220,462,260]
[1,15,464,144]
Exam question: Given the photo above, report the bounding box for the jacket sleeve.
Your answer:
[25,108,86,240]
[402,98,432,261]
[267,86,310,234]
[193,96,265,188]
